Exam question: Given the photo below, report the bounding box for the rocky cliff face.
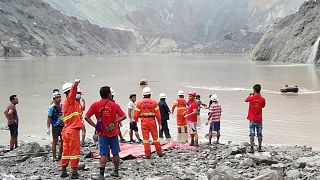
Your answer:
[251,0,320,67]
[0,0,136,57]
[0,0,307,56]
[43,0,305,54]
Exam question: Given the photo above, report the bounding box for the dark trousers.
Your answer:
[159,120,171,138]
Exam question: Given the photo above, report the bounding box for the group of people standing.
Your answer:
[3,79,266,179]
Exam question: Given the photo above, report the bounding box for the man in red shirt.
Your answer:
[184,91,199,146]
[85,86,126,178]
[245,84,266,153]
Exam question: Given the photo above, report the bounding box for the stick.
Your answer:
[122,129,129,137]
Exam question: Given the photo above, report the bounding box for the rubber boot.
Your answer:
[71,168,79,179]
[195,139,199,147]
[190,137,195,146]
[60,167,68,178]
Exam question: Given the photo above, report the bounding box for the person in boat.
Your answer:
[281,85,299,93]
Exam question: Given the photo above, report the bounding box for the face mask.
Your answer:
[76,94,81,100]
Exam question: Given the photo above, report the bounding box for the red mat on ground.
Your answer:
[89,141,200,159]
[119,141,201,159]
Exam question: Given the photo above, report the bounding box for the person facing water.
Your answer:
[85,86,126,178]
[158,93,171,140]
[134,87,163,159]
[4,95,19,151]
[245,84,266,153]
[127,94,142,143]
[172,90,188,142]
[206,94,222,144]
[47,92,64,161]
[195,94,207,124]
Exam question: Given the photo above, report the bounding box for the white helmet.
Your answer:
[210,94,218,101]
[110,88,115,95]
[159,93,167,99]
[62,82,73,93]
[142,87,152,96]
[177,90,184,96]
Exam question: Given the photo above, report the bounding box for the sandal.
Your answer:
[110,171,119,177]
[247,147,254,153]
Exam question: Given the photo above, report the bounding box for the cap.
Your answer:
[52,92,61,99]
[159,93,167,99]
[210,94,218,101]
[188,91,197,97]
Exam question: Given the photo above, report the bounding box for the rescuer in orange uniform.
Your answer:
[172,90,188,142]
[60,78,83,179]
[134,87,163,158]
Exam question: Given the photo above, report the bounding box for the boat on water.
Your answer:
[280,85,299,93]
[139,79,148,86]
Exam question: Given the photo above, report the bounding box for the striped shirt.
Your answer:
[208,102,222,122]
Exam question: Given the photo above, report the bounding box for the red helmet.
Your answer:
[188,91,197,96]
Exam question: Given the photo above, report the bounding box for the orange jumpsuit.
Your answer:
[61,83,83,169]
[134,98,162,157]
[172,98,187,128]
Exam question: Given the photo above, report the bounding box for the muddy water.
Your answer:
[0,55,319,147]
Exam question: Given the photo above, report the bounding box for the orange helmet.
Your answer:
[188,91,197,96]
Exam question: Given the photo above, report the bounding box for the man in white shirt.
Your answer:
[127,94,142,143]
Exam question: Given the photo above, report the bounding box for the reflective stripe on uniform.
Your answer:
[135,108,141,112]
[61,155,80,160]
[177,107,186,110]
[153,139,159,143]
[155,107,159,111]
[141,112,155,117]
[177,125,187,128]
[63,112,79,121]
[143,140,150,144]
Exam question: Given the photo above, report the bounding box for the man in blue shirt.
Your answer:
[47,92,64,161]
[158,93,171,139]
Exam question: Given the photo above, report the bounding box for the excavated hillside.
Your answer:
[0,0,307,56]
[252,0,320,67]
[43,0,305,54]
[0,0,136,57]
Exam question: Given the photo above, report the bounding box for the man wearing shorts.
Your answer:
[206,94,222,144]
[85,86,126,178]
[47,92,64,161]
[127,94,142,143]
[4,95,19,151]
[184,91,199,146]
